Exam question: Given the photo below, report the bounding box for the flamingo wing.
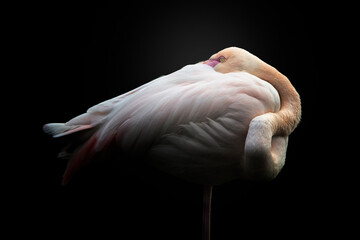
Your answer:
[45,64,280,184]
[92,64,280,184]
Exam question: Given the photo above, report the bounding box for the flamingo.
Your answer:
[44,47,301,239]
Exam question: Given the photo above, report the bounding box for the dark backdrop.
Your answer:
[11,1,339,239]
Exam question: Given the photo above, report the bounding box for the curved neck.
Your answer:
[243,59,302,180]
[255,61,301,136]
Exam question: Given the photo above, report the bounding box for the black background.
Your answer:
[9,1,349,239]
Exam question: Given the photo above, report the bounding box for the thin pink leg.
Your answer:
[202,185,213,240]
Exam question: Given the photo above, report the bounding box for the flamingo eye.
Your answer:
[219,56,226,63]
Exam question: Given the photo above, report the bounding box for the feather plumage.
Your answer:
[44,63,280,184]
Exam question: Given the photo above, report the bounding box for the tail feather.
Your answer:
[43,123,93,138]
[62,135,98,185]
[43,122,102,185]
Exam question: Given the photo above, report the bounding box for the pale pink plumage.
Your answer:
[44,47,301,186]
[44,63,280,185]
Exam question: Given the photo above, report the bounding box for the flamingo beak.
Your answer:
[203,59,220,68]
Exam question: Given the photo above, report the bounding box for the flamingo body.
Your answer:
[44,47,300,185]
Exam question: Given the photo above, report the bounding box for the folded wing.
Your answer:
[44,64,280,185]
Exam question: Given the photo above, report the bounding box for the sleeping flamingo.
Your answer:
[44,47,301,239]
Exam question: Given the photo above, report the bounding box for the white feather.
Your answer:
[46,63,281,184]
[74,64,280,184]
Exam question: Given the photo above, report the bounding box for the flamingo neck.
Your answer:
[243,59,302,180]
[255,62,301,136]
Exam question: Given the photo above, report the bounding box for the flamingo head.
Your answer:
[203,47,262,75]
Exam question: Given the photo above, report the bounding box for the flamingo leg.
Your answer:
[202,185,213,240]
